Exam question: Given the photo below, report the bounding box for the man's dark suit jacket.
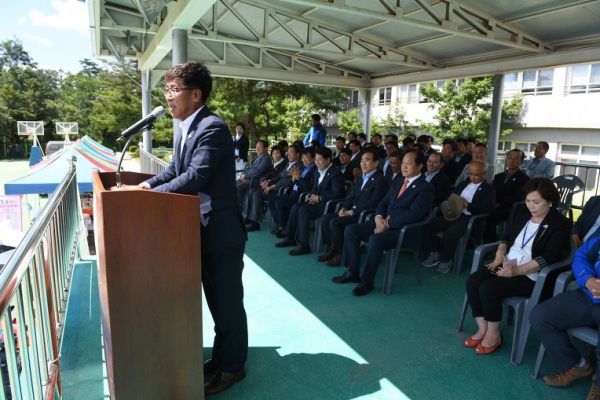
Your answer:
[503,207,572,268]
[234,134,249,163]
[338,163,356,182]
[384,166,401,187]
[243,153,272,181]
[573,195,600,239]
[456,152,472,169]
[340,171,388,214]
[421,148,435,172]
[492,169,530,211]
[349,152,362,171]
[440,159,462,183]
[428,172,452,204]
[453,179,496,240]
[309,165,346,213]
[262,160,288,182]
[377,175,435,230]
[270,160,303,191]
[287,164,317,200]
[145,106,247,254]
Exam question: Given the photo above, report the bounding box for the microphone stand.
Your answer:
[116,124,154,188]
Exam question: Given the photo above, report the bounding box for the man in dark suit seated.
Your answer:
[440,139,462,183]
[417,134,435,172]
[455,138,472,169]
[348,139,363,172]
[421,160,495,274]
[267,147,317,234]
[245,145,303,232]
[331,149,435,296]
[316,149,389,266]
[275,147,345,255]
[372,133,386,159]
[236,140,272,206]
[385,150,403,186]
[337,148,357,182]
[379,140,399,174]
[424,151,452,204]
[332,136,346,166]
[483,148,530,243]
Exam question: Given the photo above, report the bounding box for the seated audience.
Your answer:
[275,147,345,255]
[267,147,317,234]
[379,140,399,174]
[523,141,555,178]
[245,145,302,232]
[421,160,495,274]
[348,139,363,172]
[385,150,403,186]
[331,149,434,296]
[372,133,386,159]
[424,151,452,204]
[529,214,600,395]
[236,140,272,206]
[357,133,367,149]
[483,149,530,243]
[400,136,414,153]
[464,178,571,355]
[316,150,388,266]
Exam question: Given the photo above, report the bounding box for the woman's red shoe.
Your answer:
[474,335,503,355]
[463,336,482,348]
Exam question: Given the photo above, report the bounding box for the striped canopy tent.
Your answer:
[4,137,118,194]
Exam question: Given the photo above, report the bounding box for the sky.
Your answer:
[1,0,100,73]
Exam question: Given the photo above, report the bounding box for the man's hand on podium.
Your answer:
[110,182,150,191]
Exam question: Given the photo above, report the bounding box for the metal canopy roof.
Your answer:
[87,0,600,88]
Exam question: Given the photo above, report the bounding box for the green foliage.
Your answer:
[370,100,413,137]
[337,109,363,134]
[419,77,524,143]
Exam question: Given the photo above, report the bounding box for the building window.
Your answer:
[565,63,600,94]
[349,90,362,108]
[378,87,392,105]
[504,69,554,96]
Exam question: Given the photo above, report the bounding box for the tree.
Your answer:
[419,77,524,143]
[337,109,363,134]
[370,100,413,138]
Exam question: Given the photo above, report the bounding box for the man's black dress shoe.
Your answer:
[204,369,246,396]
[204,358,219,375]
[289,244,311,256]
[275,238,297,247]
[316,250,337,262]
[352,280,374,296]
[275,230,287,238]
[331,269,361,284]
[245,221,260,232]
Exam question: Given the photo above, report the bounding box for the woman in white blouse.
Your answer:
[463,178,572,355]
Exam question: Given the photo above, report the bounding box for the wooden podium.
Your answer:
[92,171,204,400]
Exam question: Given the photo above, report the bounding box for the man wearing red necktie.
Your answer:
[331,148,435,296]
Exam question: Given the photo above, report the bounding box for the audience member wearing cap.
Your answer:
[302,113,327,147]
[421,160,495,274]
[331,149,434,296]
[464,178,571,355]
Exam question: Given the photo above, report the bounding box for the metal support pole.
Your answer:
[487,74,504,170]
[141,70,153,153]
[171,29,188,147]
[364,89,372,139]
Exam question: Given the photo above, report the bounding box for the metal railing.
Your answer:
[0,163,85,399]
[140,149,169,175]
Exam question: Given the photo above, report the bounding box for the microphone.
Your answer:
[119,106,166,140]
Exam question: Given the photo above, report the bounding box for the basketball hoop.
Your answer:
[27,129,34,137]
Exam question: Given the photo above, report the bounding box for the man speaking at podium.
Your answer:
[138,62,248,395]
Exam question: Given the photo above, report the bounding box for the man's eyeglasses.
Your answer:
[163,86,198,96]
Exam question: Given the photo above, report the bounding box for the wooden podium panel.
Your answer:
[92,171,204,400]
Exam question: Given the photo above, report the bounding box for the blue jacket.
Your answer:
[303,124,327,146]
[574,234,600,303]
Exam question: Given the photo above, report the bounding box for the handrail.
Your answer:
[0,161,84,399]
[140,148,168,175]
